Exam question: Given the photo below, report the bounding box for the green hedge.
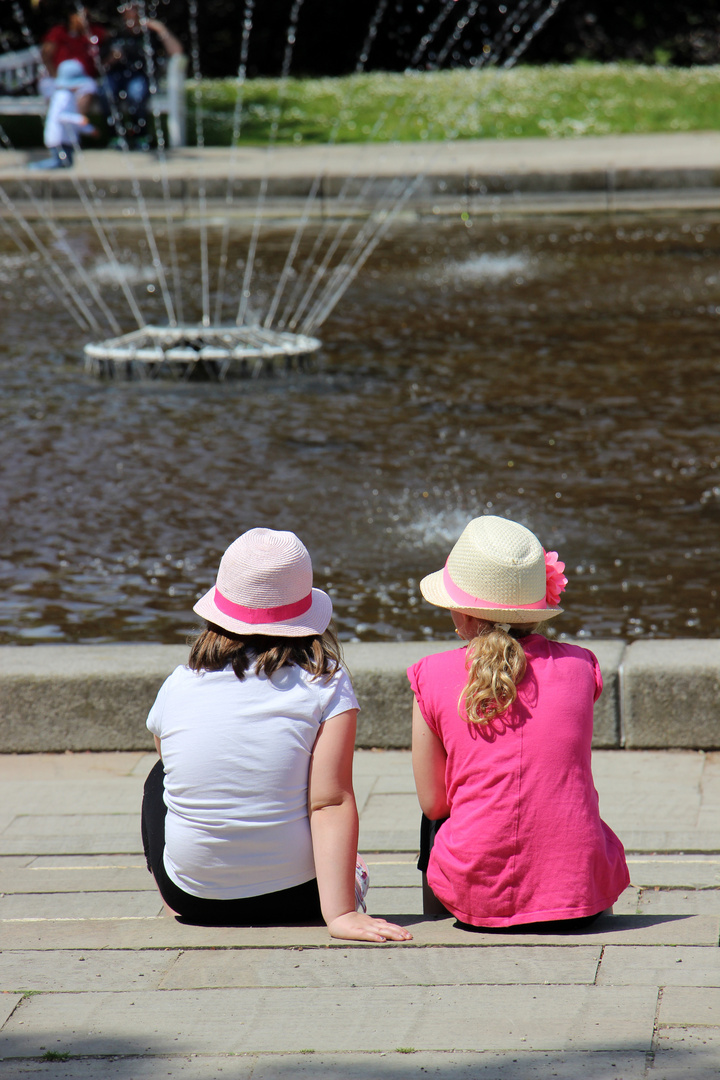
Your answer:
[185,64,720,145]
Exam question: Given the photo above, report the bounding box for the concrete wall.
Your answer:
[0,640,718,753]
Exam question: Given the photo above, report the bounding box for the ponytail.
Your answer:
[460,624,534,724]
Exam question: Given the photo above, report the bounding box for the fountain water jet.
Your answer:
[3,0,567,379]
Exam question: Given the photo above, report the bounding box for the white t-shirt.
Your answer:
[44,87,89,148]
[146,661,358,900]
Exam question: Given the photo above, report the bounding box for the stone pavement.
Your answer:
[4,131,720,217]
[1,750,719,1078]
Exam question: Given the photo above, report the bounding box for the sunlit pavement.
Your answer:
[4,132,720,218]
[0,748,719,1077]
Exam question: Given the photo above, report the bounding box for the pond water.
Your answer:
[2,211,719,645]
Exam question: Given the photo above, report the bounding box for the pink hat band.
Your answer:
[442,563,548,611]
[193,528,333,638]
[213,586,313,625]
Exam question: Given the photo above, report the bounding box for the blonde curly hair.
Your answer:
[460,622,536,724]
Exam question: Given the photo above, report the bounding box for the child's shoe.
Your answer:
[29,148,73,170]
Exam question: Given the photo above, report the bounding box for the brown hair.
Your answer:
[460,623,537,724]
[188,621,342,682]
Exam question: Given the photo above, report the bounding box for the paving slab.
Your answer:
[2,815,140,839]
[0,868,152,893]
[0,951,181,993]
[358,830,419,853]
[638,890,720,915]
[609,831,720,854]
[358,793,419,851]
[626,857,720,888]
[0,996,21,1029]
[697,809,720,831]
[0,1050,652,1080]
[0,854,30,869]
[654,1030,720,1079]
[599,945,720,987]
[353,777,374,815]
[613,886,640,915]
[0,891,162,920]
[2,913,718,950]
[362,857,418,888]
[699,751,720,794]
[130,753,159,778]
[0,753,148,781]
[0,984,659,1055]
[591,749,705,781]
[0,781,143,817]
[159,944,601,990]
[372,773,417,794]
[659,986,720,1027]
[0,1061,256,1080]
[0,836,143,857]
[28,856,145,870]
[590,751,705,830]
[365,886,423,915]
[351,750,416,776]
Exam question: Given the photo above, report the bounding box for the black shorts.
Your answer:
[141,759,322,926]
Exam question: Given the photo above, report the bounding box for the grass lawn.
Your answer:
[189,62,720,146]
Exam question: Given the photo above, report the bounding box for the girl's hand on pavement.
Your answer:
[327,912,413,942]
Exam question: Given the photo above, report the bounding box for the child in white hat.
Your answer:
[142,527,411,943]
[30,59,97,170]
[409,515,629,930]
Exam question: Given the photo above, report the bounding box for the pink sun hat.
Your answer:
[419,515,567,625]
[193,528,333,637]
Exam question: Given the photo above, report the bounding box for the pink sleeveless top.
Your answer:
[408,637,629,927]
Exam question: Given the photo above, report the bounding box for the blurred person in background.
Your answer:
[40,4,105,115]
[102,2,182,150]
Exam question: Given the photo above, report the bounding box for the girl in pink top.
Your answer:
[409,516,629,930]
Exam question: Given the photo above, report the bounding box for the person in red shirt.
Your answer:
[41,6,106,76]
[41,6,106,115]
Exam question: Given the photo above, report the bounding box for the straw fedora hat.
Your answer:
[420,516,564,624]
[193,528,332,637]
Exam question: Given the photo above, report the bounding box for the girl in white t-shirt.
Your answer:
[142,527,411,943]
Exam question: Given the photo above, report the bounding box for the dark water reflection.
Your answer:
[2,213,719,644]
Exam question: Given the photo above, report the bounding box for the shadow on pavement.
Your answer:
[0,1044,717,1079]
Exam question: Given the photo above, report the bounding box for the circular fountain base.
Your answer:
[83,325,322,380]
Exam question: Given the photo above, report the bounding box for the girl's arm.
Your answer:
[153,735,162,758]
[411,696,450,820]
[309,709,412,943]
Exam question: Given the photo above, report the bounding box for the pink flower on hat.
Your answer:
[544,550,567,607]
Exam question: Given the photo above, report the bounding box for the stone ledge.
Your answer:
[0,639,718,752]
[0,644,186,753]
[621,640,720,749]
[6,167,720,204]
